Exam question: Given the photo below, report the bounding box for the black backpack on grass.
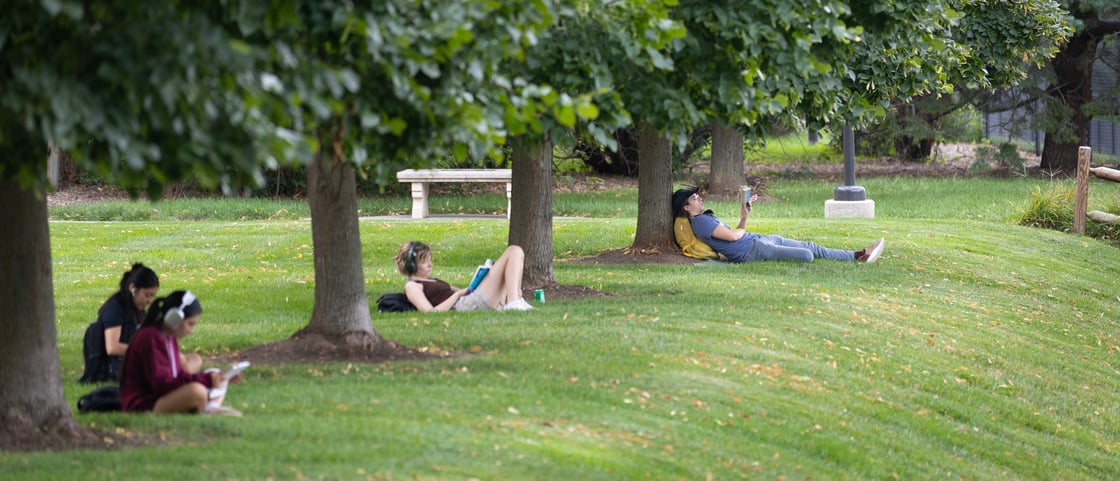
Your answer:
[377,293,416,313]
[77,386,121,413]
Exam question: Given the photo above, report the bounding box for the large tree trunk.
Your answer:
[632,122,675,251]
[0,180,82,445]
[709,120,744,200]
[1040,10,1105,173]
[892,96,940,161]
[298,126,379,346]
[508,135,554,288]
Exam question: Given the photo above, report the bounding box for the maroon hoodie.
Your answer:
[119,324,212,412]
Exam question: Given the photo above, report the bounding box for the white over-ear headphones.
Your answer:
[164,291,196,328]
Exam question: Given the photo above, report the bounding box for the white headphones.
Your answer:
[163,291,197,328]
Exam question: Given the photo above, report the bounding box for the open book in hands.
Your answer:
[224,361,250,378]
[465,259,493,294]
[208,361,249,400]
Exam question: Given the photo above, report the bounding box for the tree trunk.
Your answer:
[892,96,940,161]
[298,126,379,346]
[709,120,744,200]
[508,135,554,288]
[632,122,675,251]
[0,179,82,444]
[1041,21,1098,173]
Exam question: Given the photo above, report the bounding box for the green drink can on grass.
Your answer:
[534,289,545,303]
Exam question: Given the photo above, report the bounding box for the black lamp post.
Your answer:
[833,125,866,201]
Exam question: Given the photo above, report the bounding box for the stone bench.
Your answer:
[396,169,512,219]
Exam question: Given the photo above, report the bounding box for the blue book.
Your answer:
[465,259,492,294]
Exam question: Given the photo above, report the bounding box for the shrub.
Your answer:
[969,143,1026,174]
[1013,184,1073,231]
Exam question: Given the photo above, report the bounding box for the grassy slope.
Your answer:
[5,180,1119,480]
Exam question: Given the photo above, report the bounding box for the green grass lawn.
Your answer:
[5,178,1119,480]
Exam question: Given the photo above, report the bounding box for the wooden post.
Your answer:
[1073,147,1091,234]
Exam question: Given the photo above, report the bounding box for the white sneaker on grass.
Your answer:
[203,405,242,416]
[857,238,885,263]
[500,298,533,311]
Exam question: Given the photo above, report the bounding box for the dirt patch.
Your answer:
[235,333,450,366]
[47,184,131,207]
[0,415,155,452]
[524,283,613,300]
[571,247,696,266]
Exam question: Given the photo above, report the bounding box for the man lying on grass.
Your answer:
[671,187,884,263]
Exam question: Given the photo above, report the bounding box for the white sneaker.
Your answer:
[203,405,242,416]
[500,298,533,311]
[858,238,885,263]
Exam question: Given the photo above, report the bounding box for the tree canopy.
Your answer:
[0,1,268,197]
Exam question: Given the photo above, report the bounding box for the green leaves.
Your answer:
[1,0,1075,193]
[39,0,83,19]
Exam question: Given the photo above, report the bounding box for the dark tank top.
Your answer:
[417,278,454,306]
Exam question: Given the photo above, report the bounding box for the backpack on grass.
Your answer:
[77,386,121,413]
[377,293,416,313]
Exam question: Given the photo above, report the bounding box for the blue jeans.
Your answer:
[741,235,854,262]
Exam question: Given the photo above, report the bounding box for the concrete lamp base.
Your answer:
[824,199,875,218]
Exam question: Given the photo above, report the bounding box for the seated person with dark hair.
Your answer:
[119,290,242,416]
[671,187,884,263]
[80,263,161,383]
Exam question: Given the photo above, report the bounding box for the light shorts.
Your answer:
[453,291,493,312]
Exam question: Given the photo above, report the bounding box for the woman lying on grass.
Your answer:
[119,290,243,416]
[396,241,533,312]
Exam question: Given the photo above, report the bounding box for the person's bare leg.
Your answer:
[153,382,208,414]
[477,245,525,305]
[498,246,525,303]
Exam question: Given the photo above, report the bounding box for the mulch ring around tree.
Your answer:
[571,247,695,266]
[232,333,447,365]
[0,414,157,452]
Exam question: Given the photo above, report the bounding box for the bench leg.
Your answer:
[505,182,512,219]
[411,182,429,219]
